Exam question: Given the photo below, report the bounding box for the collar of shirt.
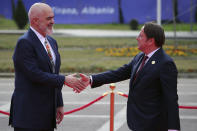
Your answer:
[146,47,160,62]
[30,26,46,45]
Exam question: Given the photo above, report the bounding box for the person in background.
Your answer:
[9,3,86,131]
[79,22,180,131]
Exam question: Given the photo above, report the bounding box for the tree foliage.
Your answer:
[12,0,28,29]
[129,19,139,30]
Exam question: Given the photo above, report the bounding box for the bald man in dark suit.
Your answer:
[9,3,85,131]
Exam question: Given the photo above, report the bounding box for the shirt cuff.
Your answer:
[90,75,93,85]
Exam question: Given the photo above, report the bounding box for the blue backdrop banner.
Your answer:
[0,0,196,24]
[47,0,119,24]
[178,0,197,23]
[0,0,119,24]
[0,0,12,19]
[121,0,173,24]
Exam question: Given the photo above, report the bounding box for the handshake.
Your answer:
[64,73,90,93]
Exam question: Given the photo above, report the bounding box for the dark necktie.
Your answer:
[44,38,55,73]
[133,55,148,81]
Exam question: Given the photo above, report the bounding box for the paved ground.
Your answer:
[0,78,197,131]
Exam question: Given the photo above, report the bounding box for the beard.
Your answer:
[46,26,54,35]
[37,23,54,36]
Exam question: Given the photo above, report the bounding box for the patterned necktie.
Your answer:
[44,38,55,73]
[133,55,148,81]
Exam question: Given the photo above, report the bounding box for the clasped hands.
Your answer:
[64,73,90,93]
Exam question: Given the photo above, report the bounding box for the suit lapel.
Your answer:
[143,48,162,73]
[134,48,162,83]
[28,29,55,73]
[130,53,145,82]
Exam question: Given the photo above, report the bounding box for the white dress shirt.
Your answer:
[30,26,56,65]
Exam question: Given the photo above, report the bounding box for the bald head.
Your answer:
[28,3,52,23]
[28,3,54,37]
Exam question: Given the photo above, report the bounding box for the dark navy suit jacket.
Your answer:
[91,48,180,131]
[9,29,65,129]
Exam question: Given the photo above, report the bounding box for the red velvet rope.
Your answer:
[1,91,197,116]
[64,93,108,115]
[116,92,197,110]
[0,110,10,116]
[116,92,128,98]
[179,106,197,109]
[0,93,108,116]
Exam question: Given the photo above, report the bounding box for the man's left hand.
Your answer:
[56,106,64,124]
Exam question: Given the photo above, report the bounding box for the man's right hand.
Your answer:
[64,74,89,93]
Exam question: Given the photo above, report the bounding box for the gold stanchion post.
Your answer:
[110,83,115,131]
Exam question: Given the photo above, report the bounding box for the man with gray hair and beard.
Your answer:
[9,3,86,131]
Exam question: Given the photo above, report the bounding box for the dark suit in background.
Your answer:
[89,22,180,131]
[91,48,180,131]
[9,28,65,130]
